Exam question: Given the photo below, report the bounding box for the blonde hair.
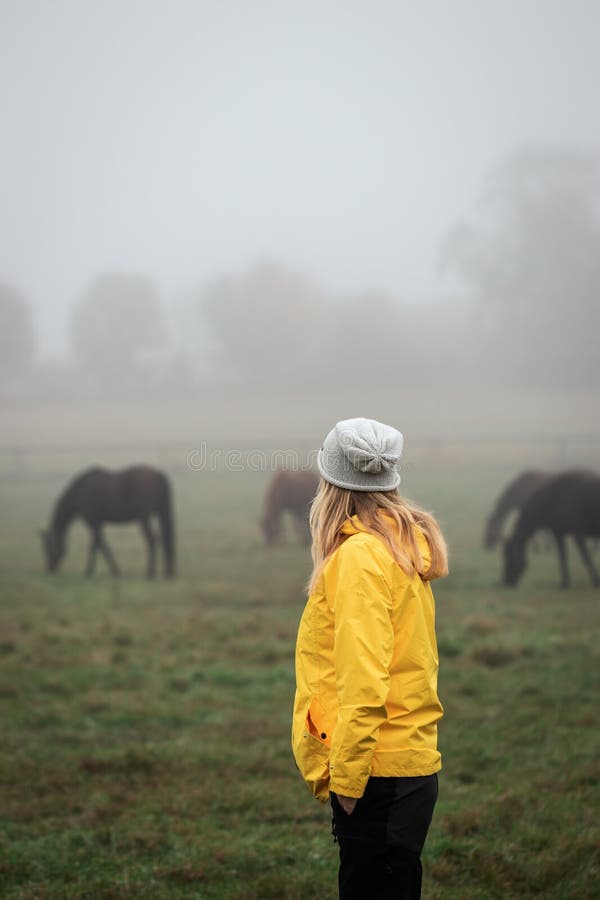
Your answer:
[308,478,448,594]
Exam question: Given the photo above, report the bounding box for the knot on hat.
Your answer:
[336,419,404,474]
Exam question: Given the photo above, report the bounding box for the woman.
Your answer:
[292,417,448,900]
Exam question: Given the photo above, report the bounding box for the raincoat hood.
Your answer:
[339,513,432,578]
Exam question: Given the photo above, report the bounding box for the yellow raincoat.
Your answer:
[292,514,443,802]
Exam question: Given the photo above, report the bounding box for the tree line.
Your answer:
[2,148,599,401]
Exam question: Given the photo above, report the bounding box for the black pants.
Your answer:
[331,774,438,900]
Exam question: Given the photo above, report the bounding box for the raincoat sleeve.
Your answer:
[327,537,394,798]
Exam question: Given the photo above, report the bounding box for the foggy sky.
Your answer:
[1,0,599,354]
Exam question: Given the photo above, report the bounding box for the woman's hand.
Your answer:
[336,794,358,815]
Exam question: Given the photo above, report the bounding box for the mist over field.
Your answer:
[1,0,600,451]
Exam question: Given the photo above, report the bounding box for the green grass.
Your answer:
[0,457,598,898]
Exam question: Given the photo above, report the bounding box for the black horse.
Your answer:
[483,469,549,549]
[40,466,175,578]
[503,470,600,588]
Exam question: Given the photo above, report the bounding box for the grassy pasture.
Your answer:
[0,453,598,899]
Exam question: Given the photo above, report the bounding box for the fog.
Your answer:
[1,0,600,443]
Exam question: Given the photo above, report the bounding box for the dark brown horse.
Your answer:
[503,470,600,588]
[261,469,318,545]
[40,465,175,578]
[484,469,550,549]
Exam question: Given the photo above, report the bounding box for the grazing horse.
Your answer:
[40,465,175,578]
[261,469,318,545]
[503,470,600,588]
[483,469,550,549]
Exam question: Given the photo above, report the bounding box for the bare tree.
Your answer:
[441,149,600,387]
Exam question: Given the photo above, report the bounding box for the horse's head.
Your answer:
[39,529,65,572]
[502,536,525,587]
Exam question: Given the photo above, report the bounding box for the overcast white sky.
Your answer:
[1,0,599,353]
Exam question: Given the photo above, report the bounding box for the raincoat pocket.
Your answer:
[306,697,333,747]
[293,699,332,802]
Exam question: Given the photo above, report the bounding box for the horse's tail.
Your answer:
[157,474,176,577]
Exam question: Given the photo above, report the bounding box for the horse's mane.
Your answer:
[51,467,106,526]
[484,469,549,548]
[62,466,106,493]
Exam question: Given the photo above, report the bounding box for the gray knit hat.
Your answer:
[317,417,404,492]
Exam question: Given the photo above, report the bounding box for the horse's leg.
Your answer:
[85,531,100,577]
[574,535,600,588]
[157,506,175,578]
[554,533,570,589]
[140,518,156,579]
[97,529,120,577]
